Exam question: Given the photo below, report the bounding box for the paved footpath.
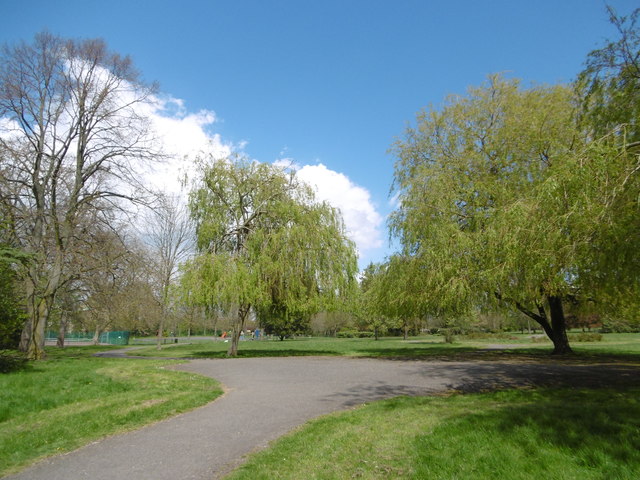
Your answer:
[6,356,640,480]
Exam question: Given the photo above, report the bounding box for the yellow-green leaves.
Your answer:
[391,76,581,313]
[182,155,358,341]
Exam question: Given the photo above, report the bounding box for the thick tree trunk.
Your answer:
[548,295,572,355]
[20,257,63,359]
[513,295,572,355]
[19,288,52,360]
[227,304,250,356]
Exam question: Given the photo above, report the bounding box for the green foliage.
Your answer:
[0,350,27,373]
[257,302,310,339]
[0,246,28,350]
[391,76,577,310]
[335,330,374,338]
[183,156,358,354]
[568,333,603,342]
[354,263,398,338]
[577,7,640,142]
[390,72,640,353]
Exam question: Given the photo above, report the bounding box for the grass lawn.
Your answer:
[130,332,640,362]
[4,334,640,478]
[0,346,222,477]
[225,387,640,480]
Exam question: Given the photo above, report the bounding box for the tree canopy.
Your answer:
[390,74,640,353]
[184,156,358,355]
[0,32,158,358]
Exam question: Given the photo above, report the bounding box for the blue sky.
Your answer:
[2,0,637,268]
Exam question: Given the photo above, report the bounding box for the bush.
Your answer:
[442,329,456,344]
[336,331,374,338]
[464,331,517,340]
[0,350,27,373]
[600,320,640,333]
[531,335,551,343]
[568,333,603,342]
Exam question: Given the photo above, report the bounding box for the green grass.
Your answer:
[130,336,478,359]
[5,335,640,477]
[0,346,222,476]
[226,387,640,480]
[130,332,640,362]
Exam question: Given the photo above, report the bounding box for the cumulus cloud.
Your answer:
[141,95,233,194]
[132,93,385,260]
[293,163,384,256]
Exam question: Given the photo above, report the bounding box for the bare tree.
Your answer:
[0,32,159,359]
[144,193,194,349]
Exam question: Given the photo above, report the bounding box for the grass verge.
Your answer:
[0,346,222,477]
[130,333,640,363]
[225,387,640,480]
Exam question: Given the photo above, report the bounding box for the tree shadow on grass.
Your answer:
[360,345,640,365]
[356,346,480,359]
[412,388,640,478]
[188,349,338,358]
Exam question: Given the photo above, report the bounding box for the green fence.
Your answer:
[46,331,130,345]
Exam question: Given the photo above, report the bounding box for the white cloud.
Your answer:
[142,95,233,194]
[293,163,384,256]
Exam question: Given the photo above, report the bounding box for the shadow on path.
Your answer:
[6,356,640,480]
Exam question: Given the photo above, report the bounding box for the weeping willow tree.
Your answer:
[391,72,640,354]
[357,257,426,340]
[184,156,358,356]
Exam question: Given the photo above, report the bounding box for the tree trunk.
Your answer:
[19,287,52,360]
[227,304,250,356]
[212,317,218,340]
[56,316,67,348]
[514,295,572,355]
[156,317,165,350]
[548,295,572,355]
[20,257,63,359]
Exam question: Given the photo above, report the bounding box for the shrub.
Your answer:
[464,331,517,340]
[442,329,456,344]
[0,350,27,373]
[531,335,551,343]
[568,333,603,342]
[336,331,374,338]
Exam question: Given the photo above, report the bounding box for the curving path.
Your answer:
[6,356,640,480]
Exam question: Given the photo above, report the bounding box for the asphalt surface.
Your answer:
[6,355,640,480]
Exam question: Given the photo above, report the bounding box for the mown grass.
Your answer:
[226,387,640,480]
[0,346,222,476]
[131,336,477,359]
[131,332,640,362]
